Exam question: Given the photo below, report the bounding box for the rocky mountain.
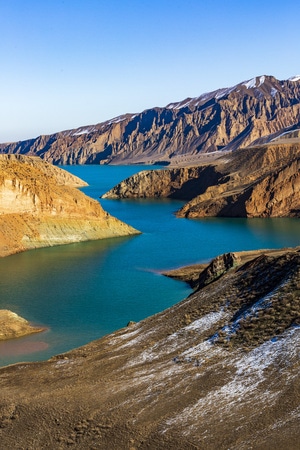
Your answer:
[0,247,299,449]
[102,133,300,218]
[0,155,139,257]
[1,75,300,165]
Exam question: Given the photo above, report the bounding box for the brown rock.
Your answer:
[101,137,300,219]
[0,155,139,257]
[0,310,45,340]
[196,252,241,289]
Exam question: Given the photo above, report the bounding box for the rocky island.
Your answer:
[0,154,139,257]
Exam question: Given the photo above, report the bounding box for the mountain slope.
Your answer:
[1,75,300,165]
[0,247,299,449]
[0,155,139,256]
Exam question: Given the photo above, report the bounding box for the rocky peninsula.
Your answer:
[102,134,300,219]
[0,154,139,257]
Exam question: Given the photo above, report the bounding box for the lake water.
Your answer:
[0,165,299,367]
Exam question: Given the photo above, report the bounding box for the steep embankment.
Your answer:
[1,76,300,165]
[0,248,299,449]
[0,155,138,257]
[103,137,300,219]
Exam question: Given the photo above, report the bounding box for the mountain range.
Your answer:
[1,75,300,165]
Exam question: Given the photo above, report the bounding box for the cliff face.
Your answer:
[177,141,300,218]
[102,165,224,200]
[0,247,299,449]
[0,155,138,257]
[1,76,300,165]
[103,136,300,219]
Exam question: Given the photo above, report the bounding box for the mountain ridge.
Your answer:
[1,75,300,165]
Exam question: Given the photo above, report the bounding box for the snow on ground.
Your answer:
[289,75,300,82]
[107,115,128,125]
[164,327,300,432]
[184,310,228,333]
[123,310,228,367]
[271,87,278,97]
[242,75,265,89]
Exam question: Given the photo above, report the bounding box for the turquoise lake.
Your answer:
[0,165,299,367]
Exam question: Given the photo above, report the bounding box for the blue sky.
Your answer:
[1,0,299,142]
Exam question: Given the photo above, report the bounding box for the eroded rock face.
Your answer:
[196,252,241,289]
[102,165,225,200]
[103,139,300,219]
[0,155,139,256]
[177,144,300,218]
[1,76,300,165]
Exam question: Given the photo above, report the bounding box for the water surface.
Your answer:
[0,165,299,367]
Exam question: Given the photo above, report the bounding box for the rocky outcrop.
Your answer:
[0,155,139,257]
[1,76,300,165]
[196,252,241,289]
[102,165,224,200]
[103,138,300,219]
[0,310,45,340]
[0,247,299,449]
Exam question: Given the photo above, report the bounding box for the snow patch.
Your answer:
[184,310,227,332]
[243,75,265,89]
[214,86,236,100]
[271,87,278,97]
[289,75,300,82]
[164,327,300,432]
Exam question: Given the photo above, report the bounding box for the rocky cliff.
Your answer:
[0,247,299,449]
[0,155,139,257]
[103,135,300,219]
[1,75,300,165]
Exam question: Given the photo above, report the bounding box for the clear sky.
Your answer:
[1,0,299,142]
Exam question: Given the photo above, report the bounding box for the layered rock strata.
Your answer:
[103,138,300,218]
[1,76,300,165]
[0,247,299,449]
[0,155,139,257]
